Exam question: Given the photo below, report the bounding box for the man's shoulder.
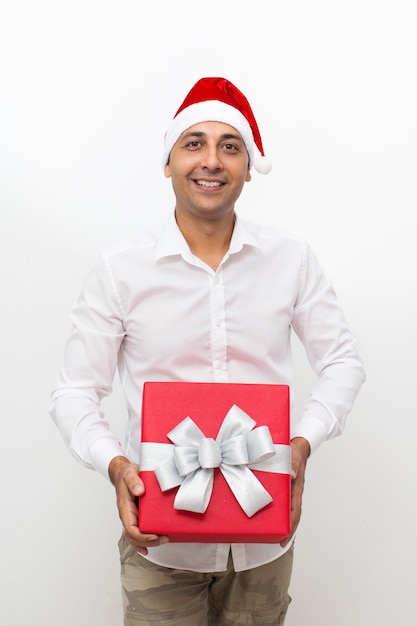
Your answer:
[100,228,158,262]
[240,218,308,250]
[100,214,177,263]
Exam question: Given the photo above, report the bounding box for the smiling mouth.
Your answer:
[195,180,223,188]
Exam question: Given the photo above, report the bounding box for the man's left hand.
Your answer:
[279,436,310,547]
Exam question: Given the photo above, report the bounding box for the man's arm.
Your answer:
[291,242,365,452]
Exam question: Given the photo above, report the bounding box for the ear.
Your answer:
[245,167,252,183]
[164,162,171,178]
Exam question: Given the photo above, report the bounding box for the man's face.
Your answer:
[164,121,251,222]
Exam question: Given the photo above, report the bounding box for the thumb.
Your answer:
[124,464,144,497]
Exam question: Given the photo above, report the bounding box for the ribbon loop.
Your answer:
[173,445,199,476]
[246,425,275,463]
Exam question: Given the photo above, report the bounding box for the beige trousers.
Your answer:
[119,534,293,625]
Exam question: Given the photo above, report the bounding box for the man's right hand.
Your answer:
[108,456,169,555]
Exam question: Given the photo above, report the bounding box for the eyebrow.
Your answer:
[180,130,243,142]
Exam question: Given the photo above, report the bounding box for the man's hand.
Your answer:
[280,437,310,548]
[108,456,169,555]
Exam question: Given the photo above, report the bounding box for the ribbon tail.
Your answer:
[174,468,214,513]
[220,465,273,518]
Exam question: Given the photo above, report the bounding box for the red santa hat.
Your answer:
[162,77,272,174]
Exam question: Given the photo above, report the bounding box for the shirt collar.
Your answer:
[154,212,262,262]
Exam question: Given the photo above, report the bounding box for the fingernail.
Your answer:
[159,536,170,545]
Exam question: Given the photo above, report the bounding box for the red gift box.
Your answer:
[139,382,291,543]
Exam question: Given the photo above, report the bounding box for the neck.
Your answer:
[175,210,236,271]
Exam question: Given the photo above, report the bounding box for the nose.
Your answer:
[201,144,223,171]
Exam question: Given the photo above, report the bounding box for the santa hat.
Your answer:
[162,77,272,174]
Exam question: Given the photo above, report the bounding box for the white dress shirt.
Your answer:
[50,213,365,572]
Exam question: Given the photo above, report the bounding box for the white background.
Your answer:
[1,1,416,624]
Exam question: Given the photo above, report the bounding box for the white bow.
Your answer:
[140,404,291,517]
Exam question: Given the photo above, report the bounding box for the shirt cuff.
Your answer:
[89,437,127,480]
[290,416,329,455]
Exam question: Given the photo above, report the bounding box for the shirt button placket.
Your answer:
[210,270,227,382]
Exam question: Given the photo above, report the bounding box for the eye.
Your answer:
[185,139,203,150]
[222,142,239,152]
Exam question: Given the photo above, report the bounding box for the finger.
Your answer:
[115,485,142,540]
[125,529,169,555]
[280,508,300,546]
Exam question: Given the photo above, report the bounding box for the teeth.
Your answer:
[196,180,222,187]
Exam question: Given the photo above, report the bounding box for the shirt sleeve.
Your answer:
[49,253,127,479]
[290,242,366,453]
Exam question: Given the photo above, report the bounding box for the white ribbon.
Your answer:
[140,404,291,518]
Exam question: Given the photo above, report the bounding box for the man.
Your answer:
[50,77,365,625]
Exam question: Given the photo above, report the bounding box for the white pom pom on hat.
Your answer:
[162,77,272,174]
[253,155,272,175]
